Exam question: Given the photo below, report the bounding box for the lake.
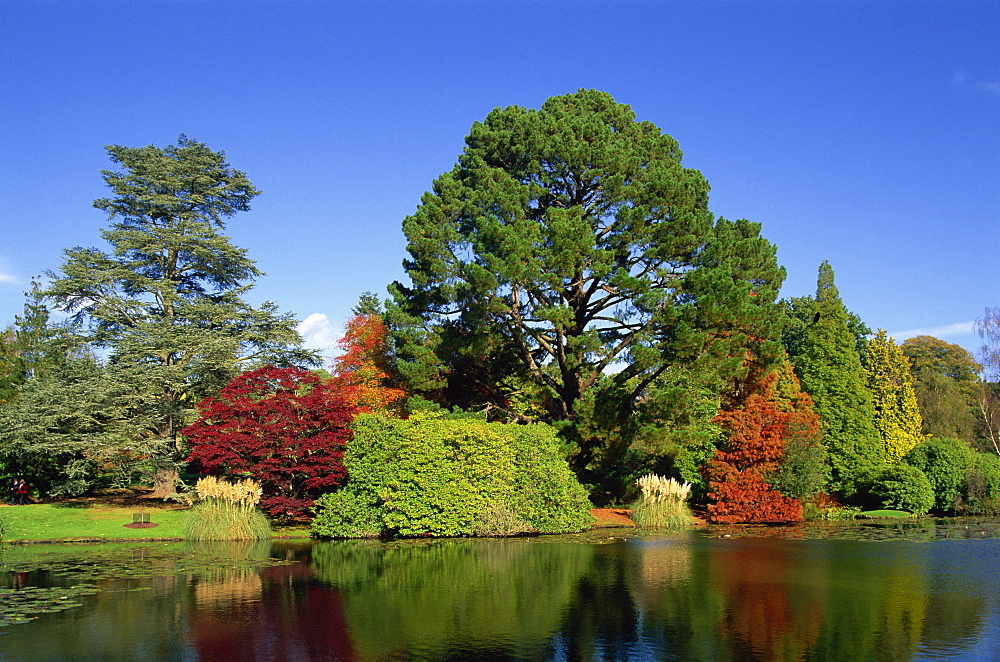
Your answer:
[2,521,1000,660]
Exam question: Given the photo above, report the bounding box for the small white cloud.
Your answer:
[980,81,1000,96]
[296,313,342,354]
[891,321,976,341]
[0,258,21,285]
[952,69,999,97]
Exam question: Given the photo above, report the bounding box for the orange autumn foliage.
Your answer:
[330,313,407,414]
[705,367,820,523]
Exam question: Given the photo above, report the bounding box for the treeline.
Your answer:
[2,91,999,527]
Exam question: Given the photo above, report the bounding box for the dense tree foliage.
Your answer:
[900,336,983,448]
[389,89,786,480]
[0,283,77,406]
[866,330,923,463]
[783,294,871,362]
[901,335,982,386]
[911,368,978,442]
[0,355,158,494]
[184,365,355,515]
[330,294,407,414]
[312,414,594,538]
[789,261,881,495]
[42,137,316,494]
[704,364,822,523]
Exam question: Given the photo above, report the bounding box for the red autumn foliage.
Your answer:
[705,369,816,523]
[183,365,356,516]
[330,313,407,414]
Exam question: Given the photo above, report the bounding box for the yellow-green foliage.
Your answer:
[186,476,271,541]
[867,330,923,463]
[311,414,594,538]
[630,473,693,529]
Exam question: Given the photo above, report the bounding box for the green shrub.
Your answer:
[473,499,532,537]
[903,437,1000,514]
[311,488,384,539]
[311,414,594,539]
[859,464,935,515]
[904,437,974,512]
[962,452,1000,515]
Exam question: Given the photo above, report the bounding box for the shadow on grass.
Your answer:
[49,501,94,509]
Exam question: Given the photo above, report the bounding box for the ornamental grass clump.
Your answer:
[185,476,272,541]
[630,473,693,529]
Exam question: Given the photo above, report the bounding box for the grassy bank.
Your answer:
[0,503,309,543]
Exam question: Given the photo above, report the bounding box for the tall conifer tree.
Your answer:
[42,137,316,495]
[790,261,880,495]
[866,330,923,463]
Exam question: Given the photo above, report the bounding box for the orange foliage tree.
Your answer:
[705,364,822,523]
[330,308,407,414]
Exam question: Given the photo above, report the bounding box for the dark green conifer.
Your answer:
[790,261,881,496]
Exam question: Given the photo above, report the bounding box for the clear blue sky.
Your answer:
[2,1,997,363]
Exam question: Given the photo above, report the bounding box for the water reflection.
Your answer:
[310,539,594,659]
[0,533,998,660]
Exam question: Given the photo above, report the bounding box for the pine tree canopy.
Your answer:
[388,90,786,473]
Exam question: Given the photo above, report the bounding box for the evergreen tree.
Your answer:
[789,261,880,496]
[42,136,316,495]
[0,282,79,405]
[0,355,158,495]
[866,330,923,463]
[389,90,786,477]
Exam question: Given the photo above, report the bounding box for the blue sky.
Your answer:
[2,1,997,363]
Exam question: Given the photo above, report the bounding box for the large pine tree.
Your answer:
[790,261,881,495]
[866,330,923,463]
[389,90,787,479]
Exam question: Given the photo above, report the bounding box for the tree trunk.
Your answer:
[150,466,179,499]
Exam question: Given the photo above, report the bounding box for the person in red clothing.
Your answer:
[14,479,30,505]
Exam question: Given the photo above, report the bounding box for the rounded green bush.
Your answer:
[904,437,974,512]
[862,464,935,515]
[311,414,594,539]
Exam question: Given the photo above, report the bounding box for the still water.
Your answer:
[2,524,1000,661]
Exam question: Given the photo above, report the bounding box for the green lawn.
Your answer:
[0,503,310,543]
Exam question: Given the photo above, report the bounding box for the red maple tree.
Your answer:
[705,366,818,523]
[330,312,407,414]
[183,365,356,515]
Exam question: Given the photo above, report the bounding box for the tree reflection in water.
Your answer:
[0,534,998,660]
